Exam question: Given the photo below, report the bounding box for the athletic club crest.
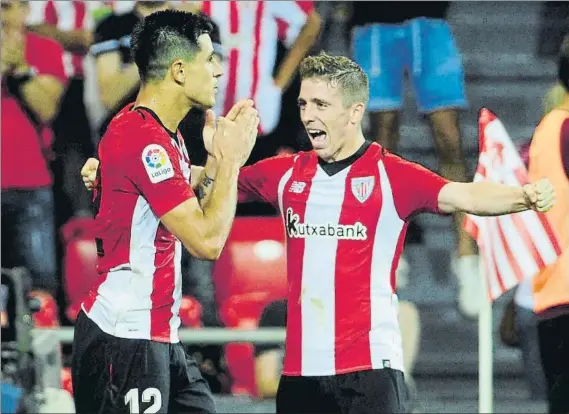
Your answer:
[351,177,375,203]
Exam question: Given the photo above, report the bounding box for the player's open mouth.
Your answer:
[307,129,327,144]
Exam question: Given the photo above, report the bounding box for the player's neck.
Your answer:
[136,83,190,132]
[324,131,366,163]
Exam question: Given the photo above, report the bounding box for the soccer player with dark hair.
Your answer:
[71,10,259,414]
[82,51,555,413]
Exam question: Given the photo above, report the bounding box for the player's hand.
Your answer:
[202,100,253,157]
[81,158,100,191]
[523,178,556,213]
[212,99,259,166]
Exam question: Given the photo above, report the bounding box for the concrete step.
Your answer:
[413,301,524,377]
[395,124,534,152]
[452,19,541,56]
[463,53,557,81]
[397,80,552,131]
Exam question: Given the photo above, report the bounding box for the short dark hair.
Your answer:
[299,52,369,107]
[131,10,213,83]
[559,34,569,92]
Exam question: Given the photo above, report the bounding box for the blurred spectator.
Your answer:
[254,299,420,408]
[1,0,68,296]
[199,0,322,164]
[349,2,481,319]
[511,82,566,402]
[529,35,569,414]
[26,1,97,219]
[90,1,169,138]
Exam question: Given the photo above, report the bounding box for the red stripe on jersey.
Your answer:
[150,227,176,342]
[223,2,240,116]
[283,155,318,375]
[45,1,58,25]
[333,159,382,373]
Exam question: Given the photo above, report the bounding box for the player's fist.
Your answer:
[523,178,556,213]
[81,158,100,190]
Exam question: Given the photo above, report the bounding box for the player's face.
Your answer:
[182,34,223,109]
[298,77,358,161]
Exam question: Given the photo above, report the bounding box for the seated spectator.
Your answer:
[1,0,68,297]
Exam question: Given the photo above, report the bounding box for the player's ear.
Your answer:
[349,102,365,125]
[170,59,186,85]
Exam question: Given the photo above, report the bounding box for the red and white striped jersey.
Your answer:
[82,104,194,343]
[201,1,313,134]
[27,0,96,78]
[238,143,449,376]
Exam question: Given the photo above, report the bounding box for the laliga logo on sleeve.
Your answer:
[142,144,174,183]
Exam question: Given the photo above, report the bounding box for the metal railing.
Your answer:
[34,327,286,345]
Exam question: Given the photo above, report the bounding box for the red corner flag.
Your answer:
[463,108,562,301]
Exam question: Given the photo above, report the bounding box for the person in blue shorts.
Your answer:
[350,1,481,320]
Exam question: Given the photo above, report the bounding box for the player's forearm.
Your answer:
[200,160,240,258]
[440,182,528,216]
[98,64,139,110]
[28,24,89,52]
[195,156,218,208]
[274,12,322,90]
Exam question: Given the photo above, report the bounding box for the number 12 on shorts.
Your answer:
[124,388,162,413]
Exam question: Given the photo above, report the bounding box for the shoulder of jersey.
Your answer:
[109,108,168,141]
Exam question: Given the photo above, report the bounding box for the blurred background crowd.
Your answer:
[1,1,568,412]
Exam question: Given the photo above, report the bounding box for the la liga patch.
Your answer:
[142,144,174,183]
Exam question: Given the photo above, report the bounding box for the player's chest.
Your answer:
[282,166,383,232]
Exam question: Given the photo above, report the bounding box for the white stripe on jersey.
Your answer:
[300,166,350,375]
[369,160,405,371]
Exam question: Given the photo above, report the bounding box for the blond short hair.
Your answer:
[299,52,369,107]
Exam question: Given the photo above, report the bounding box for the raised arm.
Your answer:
[437,179,556,216]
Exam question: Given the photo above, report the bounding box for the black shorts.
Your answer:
[71,311,215,414]
[538,313,569,414]
[276,368,409,414]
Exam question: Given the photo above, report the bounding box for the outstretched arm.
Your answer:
[437,179,556,216]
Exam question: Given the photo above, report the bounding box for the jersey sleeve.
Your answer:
[238,154,296,208]
[123,126,195,219]
[383,152,449,220]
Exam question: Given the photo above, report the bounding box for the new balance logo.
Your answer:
[285,208,368,240]
[289,181,306,194]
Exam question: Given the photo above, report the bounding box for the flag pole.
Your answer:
[478,256,493,414]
